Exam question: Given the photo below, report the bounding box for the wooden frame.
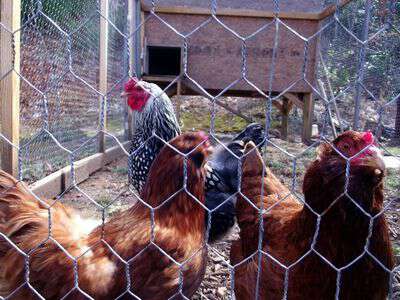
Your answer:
[302,93,314,143]
[141,0,352,21]
[127,0,136,139]
[98,0,109,152]
[30,141,131,200]
[0,0,21,177]
[281,98,290,140]
[129,0,142,77]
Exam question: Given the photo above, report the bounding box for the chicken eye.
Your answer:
[342,143,350,152]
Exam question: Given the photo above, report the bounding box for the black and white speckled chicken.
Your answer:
[122,78,265,240]
[123,78,181,192]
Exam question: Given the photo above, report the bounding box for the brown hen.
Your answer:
[231,131,394,299]
[0,132,210,299]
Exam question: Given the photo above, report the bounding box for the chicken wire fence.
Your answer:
[0,0,399,299]
[2,0,130,182]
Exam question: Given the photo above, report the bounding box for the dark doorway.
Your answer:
[147,46,181,76]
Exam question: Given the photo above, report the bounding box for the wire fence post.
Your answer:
[0,0,21,177]
[98,0,109,153]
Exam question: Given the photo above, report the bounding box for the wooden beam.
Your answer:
[0,0,21,177]
[127,0,137,139]
[129,0,141,77]
[164,77,256,123]
[272,101,283,113]
[283,93,304,110]
[281,98,289,140]
[30,141,130,200]
[142,75,178,82]
[302,93,314,144]
[98,0,109,152]
[142,3,322,20]
[142,0,352,21]
[175,79,182,123]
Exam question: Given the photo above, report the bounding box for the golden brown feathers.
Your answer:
[231,132,394,299]
[0,132,210,299]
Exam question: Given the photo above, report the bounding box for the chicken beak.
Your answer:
[121,91,129,97]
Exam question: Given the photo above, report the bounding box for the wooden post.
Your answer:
[281,98,289,140]
[98,0,109,152]
[129,0,141,77]
[0,0,21,176]
[175,80,182,124]
[127,0,141,138]
[302,93,314,144]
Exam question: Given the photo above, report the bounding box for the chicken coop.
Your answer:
[135,0,351,142]
[0,0,399,299]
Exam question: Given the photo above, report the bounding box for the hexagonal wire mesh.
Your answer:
[0,0,399,299]
[16,0,129,182]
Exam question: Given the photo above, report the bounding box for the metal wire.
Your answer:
[0,0,399,299]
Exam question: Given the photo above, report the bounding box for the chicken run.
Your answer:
[0,0,399,299]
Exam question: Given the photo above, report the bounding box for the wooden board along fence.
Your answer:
[30,141,130,200]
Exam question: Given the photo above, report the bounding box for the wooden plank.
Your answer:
[142,75,177,82]
[141,3,323,20]
[104,142,129,165]
[142,0,352,21]
[128,0,141,77]
[175,79,182,123]
[281,98,289,140]
[0,0,21,177]
[283,92,304,110]
[98,0,109,152]
[140,9,145,75]
[302,93,314,144]
[182,79,255,123]
[126,0,135,139]
[30,169,64,200]
[63,159,92,190]
[30,141,130,199]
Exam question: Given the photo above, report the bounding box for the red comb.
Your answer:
[362,131,374,145]
[124,77,139,91]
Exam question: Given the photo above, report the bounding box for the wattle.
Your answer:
[128,90,150,111]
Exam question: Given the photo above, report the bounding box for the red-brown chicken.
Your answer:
[231,131,394,299]
[0,132,210,299]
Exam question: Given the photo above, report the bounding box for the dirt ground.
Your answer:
[59,134,400,299]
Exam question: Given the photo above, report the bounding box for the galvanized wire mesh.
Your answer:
[16,0,129,182]
[0,0,399,299]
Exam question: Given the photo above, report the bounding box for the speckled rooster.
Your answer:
[122,78,265,240]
